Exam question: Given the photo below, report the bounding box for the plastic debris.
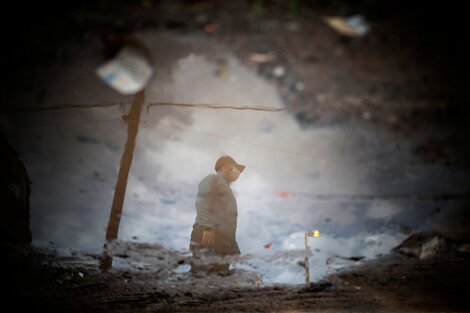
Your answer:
[264,243,272,249]
[248,52,275,63]
[272,66,285,77]
[96,45,153,95]
[323,15,370,37]
[275,191,293,199]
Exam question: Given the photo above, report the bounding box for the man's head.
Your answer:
[215,155,245,183]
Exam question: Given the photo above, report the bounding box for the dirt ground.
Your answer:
[2,1,470,312]
[3,239,470,312]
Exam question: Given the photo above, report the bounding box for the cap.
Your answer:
[215,155,245,173]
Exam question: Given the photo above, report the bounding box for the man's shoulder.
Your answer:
[198,174,225,189]
[200,174,222,184]
[203,174,218,179]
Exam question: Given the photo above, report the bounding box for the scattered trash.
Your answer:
[323,15,370,37]
[248,52,275,63]
[275,191,293,199]
[272,66,285,77]
[78,272,84,278]
[264,243,273,249]
[96,45,153,95]
[174,264,191,274]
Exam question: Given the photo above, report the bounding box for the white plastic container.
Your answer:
[96,46,154,95]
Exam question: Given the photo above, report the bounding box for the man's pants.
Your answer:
[189,224,231,274]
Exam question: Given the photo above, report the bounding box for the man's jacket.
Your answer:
[193,173,240,255]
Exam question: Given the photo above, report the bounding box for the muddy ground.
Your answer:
[2,1,470,312]
[3,239,470,312]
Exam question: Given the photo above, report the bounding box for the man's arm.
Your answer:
[201,228,215,247]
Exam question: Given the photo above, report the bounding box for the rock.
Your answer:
[392,232,449,260]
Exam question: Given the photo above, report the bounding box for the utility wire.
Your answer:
[146,102,284,112]
[2,115,393,172]
[4,118,123,128]
[3,115,393,172]
[1,102,284,113]
[4,115,465,200]
[1,102,127,112]
[146,122,383,171]
[5,116,384,171]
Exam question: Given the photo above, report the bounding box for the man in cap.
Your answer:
[189,155,245,276]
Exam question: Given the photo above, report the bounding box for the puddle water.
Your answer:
[1,33,466,286]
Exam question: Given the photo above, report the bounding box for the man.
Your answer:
[189,155,245,275]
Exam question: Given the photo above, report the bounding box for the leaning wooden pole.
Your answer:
[304,232,310,285]
[99,89,145,271]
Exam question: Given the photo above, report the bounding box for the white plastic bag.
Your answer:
[96,46,153,95]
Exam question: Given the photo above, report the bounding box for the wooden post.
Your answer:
[304,232,310,285]
[99,89,145,271]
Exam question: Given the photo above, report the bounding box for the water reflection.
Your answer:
[1,33,466,285]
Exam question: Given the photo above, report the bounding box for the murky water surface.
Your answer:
[2,33,466,285]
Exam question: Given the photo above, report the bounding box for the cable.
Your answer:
[3,118,123,128]
[144,122,384,171]
[1,114,379,170]
[1,102,127,112]
[147,102,284,112]
[1,102,284,113]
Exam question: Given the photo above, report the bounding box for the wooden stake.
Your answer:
[99,89,145,271]
[304,232,310,285]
